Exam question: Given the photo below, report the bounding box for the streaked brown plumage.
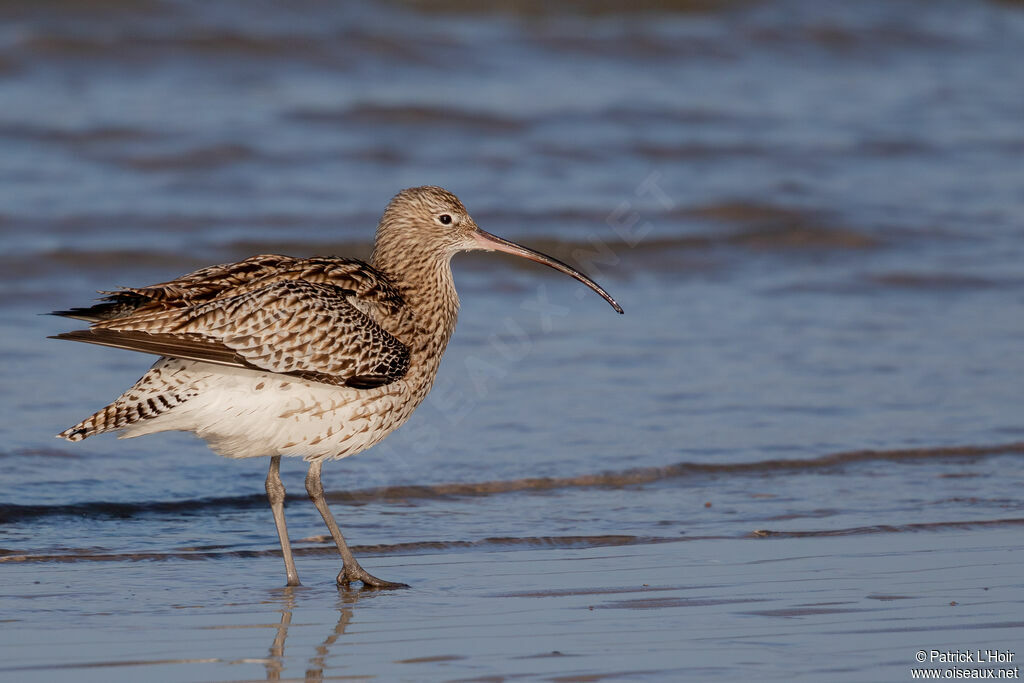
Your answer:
[52,186,622,588]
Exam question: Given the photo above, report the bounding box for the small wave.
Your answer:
[108,143,258,171]
[857,139,933,158]
[7,242,371,281]
[328,442,1024,504]
[867,272,1007,291]
[0,122,160,146]
[746,22,958,53]
[3,248,214,280]
[495,585,681,598]
[678,201,881,249]
[0,494,269,524]
[602,105,742,126]
[725,224,878,250]
[0,446,79,460]
[682,201,812,224]
[751,517,1024,538]
[0,533,681,564]
[8,516,1023,565]
[479,201,880,253]
[598,596,767,610]
[400,0,746,16]
[18,31,321,60]
[741,606,869,618]
[632,142,770,161]
[4,442,1021,524]
[8,210,378,236]
[288,104,528,132]
[0,0,156,12]
[778,271,1024,296]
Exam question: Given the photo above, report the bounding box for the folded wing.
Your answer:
[52,256,411,389]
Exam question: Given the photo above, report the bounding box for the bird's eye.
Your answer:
[438,214,453,225]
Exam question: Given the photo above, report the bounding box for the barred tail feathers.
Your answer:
[58,402,133,441]
[56,360,199,442]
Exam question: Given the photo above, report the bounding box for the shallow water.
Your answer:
[2,0,1024,680]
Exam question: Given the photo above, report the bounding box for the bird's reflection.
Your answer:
[303,595,356,682]
[264,592,292,682]
[263,586,370,681]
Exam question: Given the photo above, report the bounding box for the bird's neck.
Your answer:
[371,246,460,360]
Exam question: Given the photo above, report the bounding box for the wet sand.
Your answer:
[2,521,1022,682]
[3,444,1024,681]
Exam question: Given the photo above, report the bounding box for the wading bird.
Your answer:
[52,186,622,588]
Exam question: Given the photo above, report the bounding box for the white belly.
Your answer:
[120,359,418,461]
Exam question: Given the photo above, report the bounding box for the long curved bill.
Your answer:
[473,229,624,314]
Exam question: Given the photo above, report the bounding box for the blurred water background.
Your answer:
[1,0,1023,680]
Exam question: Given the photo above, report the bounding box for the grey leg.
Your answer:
[266,456,300,587]
[305,461,407,589]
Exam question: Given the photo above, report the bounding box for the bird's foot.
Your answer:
[337,563,408,589]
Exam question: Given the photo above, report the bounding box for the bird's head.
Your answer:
[374,186,623,314]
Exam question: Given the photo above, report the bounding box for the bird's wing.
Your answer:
[52,254,406,321]
[53,279,410,389]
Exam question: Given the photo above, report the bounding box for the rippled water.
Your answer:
[1,0,1023,681]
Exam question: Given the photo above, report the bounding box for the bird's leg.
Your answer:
[266,455,300,587]
[305,461,408,589]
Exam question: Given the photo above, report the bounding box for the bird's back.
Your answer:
[52,254,430,460]
[55,253,406,322]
